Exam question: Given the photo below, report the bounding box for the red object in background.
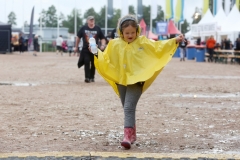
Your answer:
[168,20,181,34]
[139,19,146,36]
[148,31,158,40]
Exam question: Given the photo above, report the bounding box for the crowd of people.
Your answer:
[205,36,240,63]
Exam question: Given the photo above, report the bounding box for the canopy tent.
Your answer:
[213,6,227,31]
[217,5,240,43]
[168,20,181,34]
[198,9,214,24]
[139,19,147,36]
[219,5,240,32]
[147,31,158,40]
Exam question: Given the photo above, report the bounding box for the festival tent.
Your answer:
[213,6,227,31]
[147,31,158,40]
[217,5,240,42]
[219,5,240,32]
[189,9,215,39]
[139,19,147,36]
[168,20,181,34]
[198,9,214,25]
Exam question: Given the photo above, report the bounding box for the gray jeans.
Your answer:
[180,48,187,58]
[117,83,143,128]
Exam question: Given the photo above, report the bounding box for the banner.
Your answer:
[203,0,209,15]
[191,23,217,34]
[175,0,184,22]
[165,0,174,20]
[236,0,240,9]
[156,22,168,35]
[28,6,34,51]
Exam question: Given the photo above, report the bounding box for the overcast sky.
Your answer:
[0,0,203,27]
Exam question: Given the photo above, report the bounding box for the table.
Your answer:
[212,50,240,64]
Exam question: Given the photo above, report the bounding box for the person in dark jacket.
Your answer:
[234,38,240,64]
[18,33,25,53]
[179,35,188,61]
[33,35,39,56]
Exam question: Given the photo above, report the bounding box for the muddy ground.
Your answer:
[0,52,240,154]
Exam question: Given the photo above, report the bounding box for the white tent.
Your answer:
[193,9,216,39]
[213,6,227,31]
[220,5,240,32]
[198,9,214,24]
[218,5,240,42]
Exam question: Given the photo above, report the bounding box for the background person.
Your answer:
[56,35,63,56]
[18,33,25,54]
[75,16,106,83]
[206,35,216,62]
[179,34,188,61]
[33,35,39,56]
[67,38,74,57]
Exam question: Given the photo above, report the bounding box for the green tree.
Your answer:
[95,6,106,27]
[129,5,135,15]
[142,5,150,26]
[108,9,121,28]
[41,5,58,27]
[84,7,98,24]
[180,19,190,34]
[7,11,17,26]
[62,9,83,33]
[152,5,165,26]
[38,9,47,27]
[58,12,65,27]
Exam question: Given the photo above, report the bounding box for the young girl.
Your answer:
[90,15,184,149]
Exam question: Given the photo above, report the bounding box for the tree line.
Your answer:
[7,4,194,34]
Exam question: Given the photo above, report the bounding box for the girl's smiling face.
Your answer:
[122,25,137,43]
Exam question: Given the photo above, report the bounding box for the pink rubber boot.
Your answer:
[121,128,134,149]
[131,125,136,144]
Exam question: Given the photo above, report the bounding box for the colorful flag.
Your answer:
[203,0,209,15]
[175,0,184,22]
[165,0,174,20]
[237,0,240,10]
[28,6,34,51]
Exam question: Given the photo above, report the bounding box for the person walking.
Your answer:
[89,14,184,149]
[56,35,63,56]
[67,38,74,57]
[179,35,188,61]
[206,35,216,62]
[18,33,25,54]
[75,16,106,83]
[109,19,120,40]
[33,35,39,56]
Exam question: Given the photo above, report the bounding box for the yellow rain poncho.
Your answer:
[94,36,178,96]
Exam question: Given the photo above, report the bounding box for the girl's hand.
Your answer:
[176,34,185,43]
